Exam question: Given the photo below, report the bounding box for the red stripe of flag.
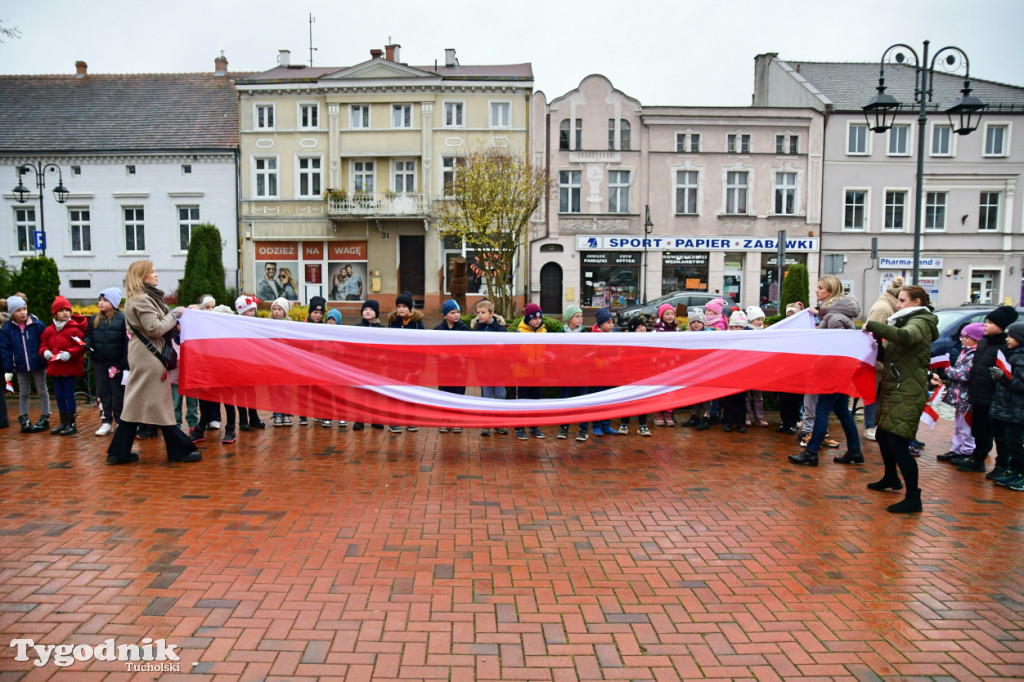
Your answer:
[996,350,1012,380]
[920,404,939,428]
[929,354,950,370]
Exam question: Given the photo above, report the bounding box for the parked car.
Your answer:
[615,291,725,328]
[931,304,1024,358]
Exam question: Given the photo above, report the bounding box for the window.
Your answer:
[351,105,370,129]
[255,104,274,129]
[844,190,867,230]
[884,191,907,231]
[789,135,798,154]
[776,134,798,154]
[559,170,581,213]
[353,161,374,193]
[676,133,700,153]
[925,191,946,230]
[608,170,630,213]
[71,165,81,176]
[442,235,485,295]
[123,207,145,251]
[69,208,91,252]
[299,103,319,129]
[394,161,415,193]
[608,119,630,150]
[441,157,465,197]
[979,192,1000,231]
[985,124,1008,156]
[126,165,136,175]
[14,207,35,252]
[559,119,582,151]
[181,164,192,175]
[888,124,910,155]
[392,104,412,129]
[675,170,698,215]
[774,172,797,215]
[728,134,750,154]
[931,124,952,156]
[443,101,463,128]
[254,157,278,198]
[297,157,322,198]
[848,124,868,154]
[490,102,510,129]
[177,206,199,251]
[725,171,748,214]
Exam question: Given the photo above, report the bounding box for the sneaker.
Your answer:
[994,469,1020,486]
[936,451,959,462]
[950,454,973,466]
[208,421,221,430]
[480,428,491,437]
[638,425,651,437]
[1008,476,1024,492]
[756,419,769,427]
[576,431,589,442]
[273,415,284,426]
[451,427,462,433]
[737,425,747,433]
[530,428,545,439]
[515,428,528,440]
[352,422,364,431]
[557,426,569,440]
[283,416,292,425]
[957,459,986,472]
[723,424,733,433]
[439,426,450,433]
[338,421,348,429]
[799,432,811,448]
[251,419,266,429]
[822,435,841,448]
[321,420,332,428]
[695,419,710,431]
[653,414,665,427]
[95,422,113,436]
[985,466,1008,481]
[665,413,677,426]
[388,425,402,434]
[602,426,619,436]
[864,427,876,441]
[189,427,205,443]
[371,424,385,429]
[912,439,925,449]
[908,444,921,457]
[299,417,308,426]
[221,429,236,444]
[407,426,419,432]
[496,428,509,435]
[618,424,629,435]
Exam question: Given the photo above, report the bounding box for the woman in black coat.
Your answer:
[85,288,128,436]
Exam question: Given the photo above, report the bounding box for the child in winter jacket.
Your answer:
[0,295,51,432]
[745,306,769,427]
[39,296,88,435]
[435,299,469,434]
[514,302,547,440]
[935,322,983,462]
[618,317,652,436]
[85,287,128,436]
[351,300,385,432]
[386,292,423,433]
[589,308,617,436]
[557,304,589,441]
[653,303,679,427]
[472,299,509,437]
[988,321,1024,490]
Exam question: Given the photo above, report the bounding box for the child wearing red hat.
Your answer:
[39,296,89,435]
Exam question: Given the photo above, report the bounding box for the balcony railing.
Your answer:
[326,192,430,217]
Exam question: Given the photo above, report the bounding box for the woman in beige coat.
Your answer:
[106,260,201,464]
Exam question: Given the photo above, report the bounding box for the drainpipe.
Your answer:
[234,147,242,291]
[862,237,878,312]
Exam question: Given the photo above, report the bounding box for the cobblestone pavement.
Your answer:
[1,406,1022,680]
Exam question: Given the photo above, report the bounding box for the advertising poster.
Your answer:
[327,262,368,301]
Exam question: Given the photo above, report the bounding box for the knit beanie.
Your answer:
[235,294,259,316]
[6,296,26,316]
[442,299,460,316]
[987,305,1019,331]
[886,276,905,297]
[627,317,647,332]
[325,309,343,324]
[688,308,705,323]
[362,299,380,318]
[524,302,543,322]
[960,322,985,341]
[396,291,414,309]
[745,306,765,322]
[98,287,122,310]
[198,295,216,309]
[1006,321,1024,346]
[563,304,582,322]
[51,295,72,315]
[595,308,613,326]
[271,297,291,313]
[728,310,748,327]
[308,296,326,314]
[704,298,725,315]
[213,304,234,315]
[658,303,675,320]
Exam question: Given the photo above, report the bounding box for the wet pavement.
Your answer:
[1,406,1022,680]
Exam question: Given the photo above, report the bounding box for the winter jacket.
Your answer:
[653,320,678,332]
[516,319,547,334]
[866,288,900,325]
[121,293,179,426]
[357,318,384,328]
[864,306,940,440]
[0,314,46,373]
[471,314,507,332]
[387,309,425,329]
[818,295,860,330]
[39,315,89,378]
[85,310,129,369]
[967,332,1009,408]
[990,345,1024,423]
[941,346,975,412]
[433,320,469,332]
[562,323,586,333]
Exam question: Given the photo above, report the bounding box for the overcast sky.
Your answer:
[2,0,1022,106]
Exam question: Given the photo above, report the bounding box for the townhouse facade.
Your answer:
[753,53,1024,308]
[529,75,823,314]
[235,45,532,315]
[0,58,242,300]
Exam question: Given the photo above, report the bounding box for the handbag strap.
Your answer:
[127,321,170,367]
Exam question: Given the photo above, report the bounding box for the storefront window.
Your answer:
[254,241,300,302]
[580,252,639,307]
[442,235,485,295]
[326,241,368,301]
[723,254,743,304]
[661,252,709,294]
[760,252,807,308]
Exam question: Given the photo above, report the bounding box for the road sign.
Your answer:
[32,231,45,251]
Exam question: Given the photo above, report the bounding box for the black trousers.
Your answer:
[777,392,802,429]
[198,400,235,430]
[970,405,994,464]
[876,427,919,492]
[238,407,261,427]
[93,362,125,424]
[721,392,747,425]
[107,421,196,461]
[991,417,1021,470]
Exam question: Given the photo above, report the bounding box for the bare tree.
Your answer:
[0,20,22,43]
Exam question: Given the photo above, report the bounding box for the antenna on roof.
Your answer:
[308,13,318,67]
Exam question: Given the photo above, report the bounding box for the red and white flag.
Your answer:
[996,350,1012,380]
[920,385,946,428]
[178,310,878,427]
[929,354,950,371]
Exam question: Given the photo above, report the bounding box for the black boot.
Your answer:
[18,414,33,433]
[833,448,864,464]
[61,414,78,436]
[887,488,922,513]
[788,450,818,466]
[31,414,50,433]
[50,412,68,435]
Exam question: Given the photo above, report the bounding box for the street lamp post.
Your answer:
[11,162,70,258]
[642,204,654,304]
[862,40,985,285]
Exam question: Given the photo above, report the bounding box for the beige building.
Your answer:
[529,75,824,315]
[236,45,532,315]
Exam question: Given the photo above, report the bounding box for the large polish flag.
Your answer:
[178,309,878,427]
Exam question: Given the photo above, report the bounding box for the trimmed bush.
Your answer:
[780,263,809,310]
[13,256,60,324]
[178,224,227,307]
[0,257,18,297]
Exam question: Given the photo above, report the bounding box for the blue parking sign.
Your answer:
[32,231,45,250]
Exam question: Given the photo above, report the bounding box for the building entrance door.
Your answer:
[540,262,563,315]
[398,235,425,305]
[970,270,998,304]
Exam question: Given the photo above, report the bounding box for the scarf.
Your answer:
[53,319,68,332]
[142,283,170,315]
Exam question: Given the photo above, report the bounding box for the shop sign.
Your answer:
[582,252,640,266]
[327,241,367,261]
[878,256,943,269]
[254,241,298,260]
[577,235,818,252]
[663,252,709,266]
[303,242,324,260]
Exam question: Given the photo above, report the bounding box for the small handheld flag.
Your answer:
[929,354,950,371]
[996,350,1012,380]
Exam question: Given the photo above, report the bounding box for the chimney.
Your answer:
[75,61,87,78]
[214,53,228,76]
[385,43,400,62]
[444,48,457,68]
[277,49,291,68]
[370,48,383,59]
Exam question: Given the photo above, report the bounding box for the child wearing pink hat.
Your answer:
[653,303,679,426]
[933,322,984,463]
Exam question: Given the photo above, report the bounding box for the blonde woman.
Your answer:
[277,268,299,301]
[106,260,200,464]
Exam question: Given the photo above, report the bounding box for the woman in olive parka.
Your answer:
[863,285,939,514]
